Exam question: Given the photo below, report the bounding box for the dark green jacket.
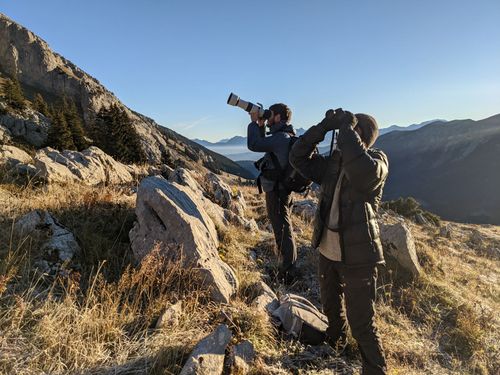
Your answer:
[289,121,389,266]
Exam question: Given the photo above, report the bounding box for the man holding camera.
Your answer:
[247,103,298,283]
[289,109,388,375]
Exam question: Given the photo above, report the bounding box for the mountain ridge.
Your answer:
[375,113,500,224]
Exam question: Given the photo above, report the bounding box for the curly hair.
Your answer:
[269,103,292,123]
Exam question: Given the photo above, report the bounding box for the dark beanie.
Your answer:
[355,113,379,148]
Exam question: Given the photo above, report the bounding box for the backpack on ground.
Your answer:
[272,293,329,345]
[254,135,313,194]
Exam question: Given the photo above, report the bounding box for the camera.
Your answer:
[227,92,273,120]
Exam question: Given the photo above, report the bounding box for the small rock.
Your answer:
[168,167,203,193]
[252,281,279,314]
[439,223,453,239]
[180,324,232,375]
[414,213,428,225]
[469,229,484,246]
[230,340,255,374]
[15,210,80,262]
[156,301,182,328]
[293,199,317,221]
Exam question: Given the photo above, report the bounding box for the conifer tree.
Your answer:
[4,76,25,110]
[91,104,146,163]
[33,93,50,116]
[46,110,76,151]
[65,100,89,150]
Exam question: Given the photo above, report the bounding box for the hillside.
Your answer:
[0,13,253,179]
[375,114,500,224]
[0,172,498,374]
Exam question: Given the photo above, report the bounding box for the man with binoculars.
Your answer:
[290,109,388,375]
[247,103,299,284]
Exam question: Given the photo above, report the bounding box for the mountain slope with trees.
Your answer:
[0,13,252,179]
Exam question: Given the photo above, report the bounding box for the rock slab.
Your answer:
[129,176,238,303]
[15,210,80,266]
[379,221,422,277]
[34,146,134,185]
[180,324,232,375]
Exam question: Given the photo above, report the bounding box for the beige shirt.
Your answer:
[318,169,345,261]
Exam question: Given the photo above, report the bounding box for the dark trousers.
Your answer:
[265,189,297,271]
[318,254,387,375]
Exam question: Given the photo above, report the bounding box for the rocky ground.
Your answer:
[0,155,499,374]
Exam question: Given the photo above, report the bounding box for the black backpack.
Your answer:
[255,136,313,194]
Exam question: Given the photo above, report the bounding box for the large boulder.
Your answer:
[180,324,232,375]
[34,146,134,185]
[129,176,238,303]
[379,221,422,278]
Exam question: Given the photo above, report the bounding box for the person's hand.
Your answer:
[250,111,265,127]
[320,108,357,131]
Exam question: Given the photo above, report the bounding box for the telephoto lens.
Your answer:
[227,92,273,119]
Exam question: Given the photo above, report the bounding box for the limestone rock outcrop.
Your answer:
[34,146,134,185]
[0,13,168,162]
[129,176,238,303]
[14,210,80,276]
[206,172,246,217]
[0,109,50,147]
[0,144,33,168]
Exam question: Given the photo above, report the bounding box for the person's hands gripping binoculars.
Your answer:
[320,108,357,131]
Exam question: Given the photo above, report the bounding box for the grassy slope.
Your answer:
[0,177,498,374]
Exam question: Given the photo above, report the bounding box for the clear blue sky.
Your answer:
[2,1,499,141]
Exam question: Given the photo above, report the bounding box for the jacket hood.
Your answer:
[268,121,296,136]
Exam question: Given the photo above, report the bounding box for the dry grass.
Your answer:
[0,177,499,374]
[0,180,280,374]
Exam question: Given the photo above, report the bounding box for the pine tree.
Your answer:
[91,104,146,163]
[92,106,115,155]
[33,93,50,117]
[65,100,89,150]
[4,77,25,110]
[46,110,76,151]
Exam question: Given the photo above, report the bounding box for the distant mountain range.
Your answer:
[376,114,500,224]
[193,120,446,160]
[379,119,447,135]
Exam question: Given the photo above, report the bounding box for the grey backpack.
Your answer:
[272,293,329,345]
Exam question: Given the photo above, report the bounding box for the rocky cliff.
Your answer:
[0,13,253,178]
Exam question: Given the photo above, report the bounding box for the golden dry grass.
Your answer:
[0,178,499,374]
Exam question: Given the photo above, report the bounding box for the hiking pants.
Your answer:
[318,254,387,375]
[265,189,297,271]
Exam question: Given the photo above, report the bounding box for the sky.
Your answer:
[1,0,499,141]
